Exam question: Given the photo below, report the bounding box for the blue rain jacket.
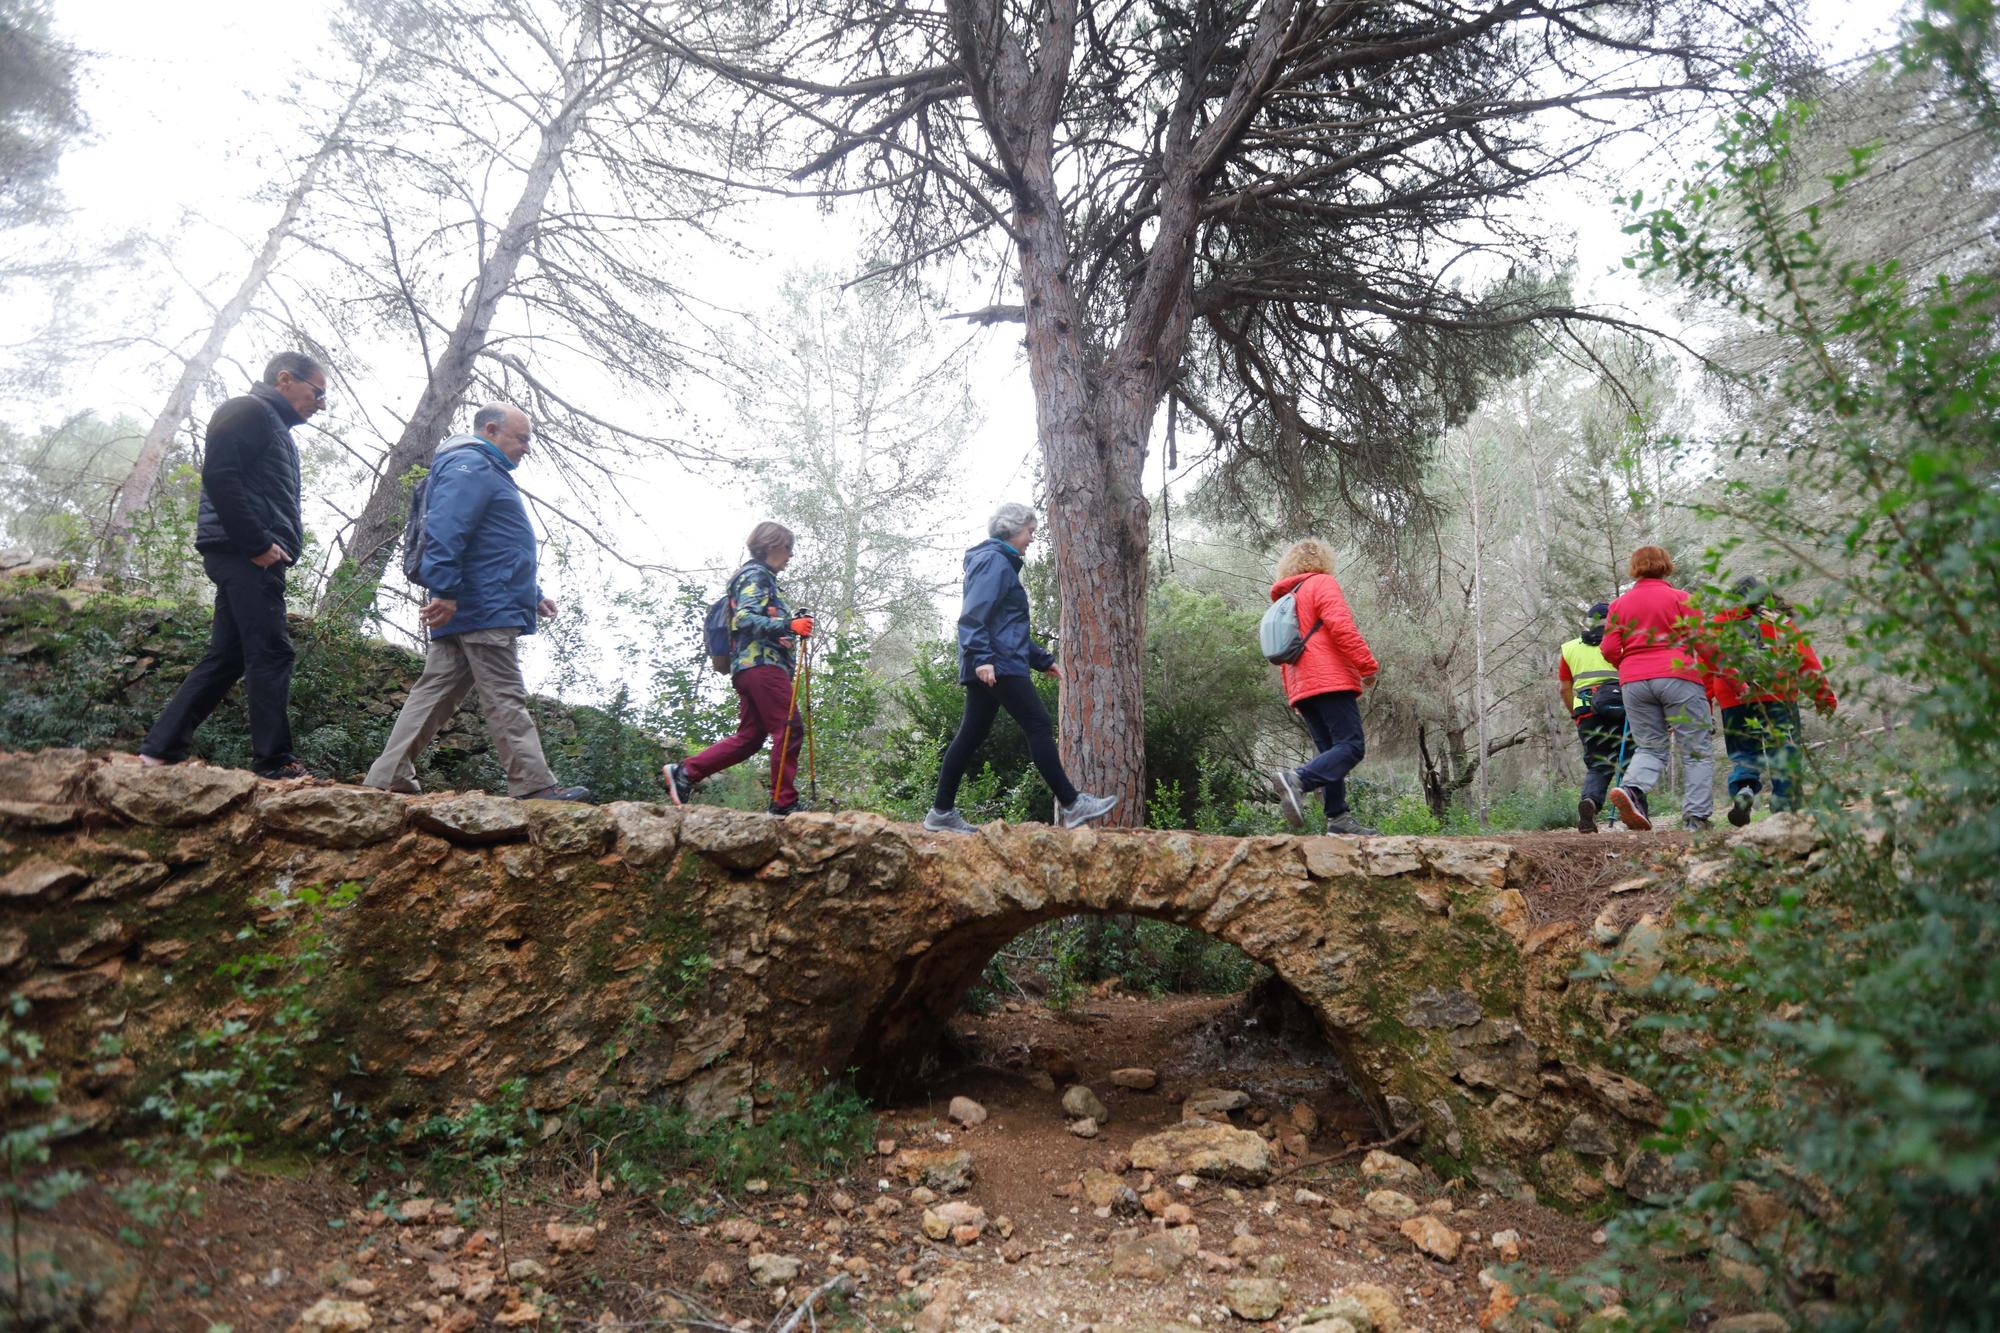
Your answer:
[956,538,1055,684]
[418,437,541,639]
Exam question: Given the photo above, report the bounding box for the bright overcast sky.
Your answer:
[22,0,1908,695]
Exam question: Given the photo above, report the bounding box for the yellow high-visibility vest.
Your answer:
[1560,637,1618,692]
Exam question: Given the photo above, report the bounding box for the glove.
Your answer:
[790,616,815,638]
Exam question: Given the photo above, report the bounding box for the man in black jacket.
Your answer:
[139,352,325,779]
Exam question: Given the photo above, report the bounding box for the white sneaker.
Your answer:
[1057,792,1119,828]
[923,807,978,834]
[1270,768,1305,829]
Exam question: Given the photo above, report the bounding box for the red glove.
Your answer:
[790,616,815,638]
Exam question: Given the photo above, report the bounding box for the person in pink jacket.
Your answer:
[1599,545,1716,831]
[1267,539,1381,834]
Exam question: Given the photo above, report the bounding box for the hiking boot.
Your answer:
[257,759,312,781]
[524,784,593,803]
[1728,789,1755,827]
[1577,797,1599,834]
[1270,767,1306,829]
[137,752,172,768]
[768,800,805,817]
[1684,814,1713,832]
[661,762,693,807]
[923,807,978,834]
[1324,811,1379,836]
[1057,792,1119,828]
[1608,785,1652,832]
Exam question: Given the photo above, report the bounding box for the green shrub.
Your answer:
[1526,17,2000,1328]
[578,1084,875,1207]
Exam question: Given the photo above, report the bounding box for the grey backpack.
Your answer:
[1259,577,1325,665]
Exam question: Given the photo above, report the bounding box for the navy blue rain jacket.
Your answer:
[418,439,541,640]
[956,538,1055,684]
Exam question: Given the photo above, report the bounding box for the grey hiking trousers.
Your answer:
[365,627,556,797]
[1620,675,1714,820]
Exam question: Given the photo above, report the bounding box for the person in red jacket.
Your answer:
[1709,575,1837,825]
[1599,545,1716,831]
[1267,539,1381,835]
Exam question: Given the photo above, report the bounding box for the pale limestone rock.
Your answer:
[1398,1213,1463,1262]
[1360,1149,1422,1182]
[1061,1083,1108,1123]
[91,763,255,826]
[1225,1275,1286,1320]
[291,1298,374,1331]
[1130,1121,1273,1184]
[259,786,406,848]
[1362,1189,1418,1220]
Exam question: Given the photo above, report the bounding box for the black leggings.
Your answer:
[934,675,1079,809]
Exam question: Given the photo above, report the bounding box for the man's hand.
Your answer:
[420,598,458,630]
[538,597,558,619]
[250,543,289,569]
[790,616,815,638]
[975,664,997,687]
[1043,663,1062,680]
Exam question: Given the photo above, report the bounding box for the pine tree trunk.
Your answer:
[323,26,597,615]
[1468,446,1491,827]
[997,29,1155,825]
[101,81,367,569]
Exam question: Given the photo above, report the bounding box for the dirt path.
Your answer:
[40,988,1604,1332]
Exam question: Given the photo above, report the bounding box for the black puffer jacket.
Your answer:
[193,384,305,562]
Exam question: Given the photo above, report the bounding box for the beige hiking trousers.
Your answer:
[365,627,556,797]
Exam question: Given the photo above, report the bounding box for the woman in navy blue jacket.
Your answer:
[923,503,1118,833]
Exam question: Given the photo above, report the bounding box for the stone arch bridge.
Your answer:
[0,750,1699,1205]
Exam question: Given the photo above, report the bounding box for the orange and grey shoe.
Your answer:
[1608,786,1652,831]
[661,762,692,807]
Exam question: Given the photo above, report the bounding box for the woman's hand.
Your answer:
[976,664,997,687]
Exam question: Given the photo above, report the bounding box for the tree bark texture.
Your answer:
[328,22,598,609]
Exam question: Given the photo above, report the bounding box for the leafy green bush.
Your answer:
[579,1084,875,1207]
[1525,16,2000,1328]
[0,588,670,797]
[968,914,1267,1012]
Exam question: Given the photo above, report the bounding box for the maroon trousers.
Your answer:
[684,665,803,806]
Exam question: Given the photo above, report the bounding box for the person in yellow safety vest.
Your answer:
[1559,601,1626,834]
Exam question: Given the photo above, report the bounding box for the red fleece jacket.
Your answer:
[1601,578,1708,685]
[1706,609,1838,712]
[1270,572,1378,704]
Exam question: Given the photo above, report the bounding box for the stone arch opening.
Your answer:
[845,904,1388,1138]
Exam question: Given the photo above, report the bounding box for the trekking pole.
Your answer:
[801,637,818,807]
[774,643,806,807]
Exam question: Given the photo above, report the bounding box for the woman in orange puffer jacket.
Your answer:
[1267,539,1381,834]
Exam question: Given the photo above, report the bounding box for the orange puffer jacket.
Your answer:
[1270,572,1379,705]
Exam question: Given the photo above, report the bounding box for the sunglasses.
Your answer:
[285,374,327,404]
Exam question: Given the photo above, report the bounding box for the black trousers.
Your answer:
[1294,690,1365,816]
[1577,715,1622,807]
[142,552,296,772]
[934,674,1079,810]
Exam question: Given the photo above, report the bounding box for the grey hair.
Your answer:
[988,502,1037,541]
[262,351,321,385]
[472,403,513,433]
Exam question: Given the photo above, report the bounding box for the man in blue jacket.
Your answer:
[140,352,324,779]
[363,403,590,801]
